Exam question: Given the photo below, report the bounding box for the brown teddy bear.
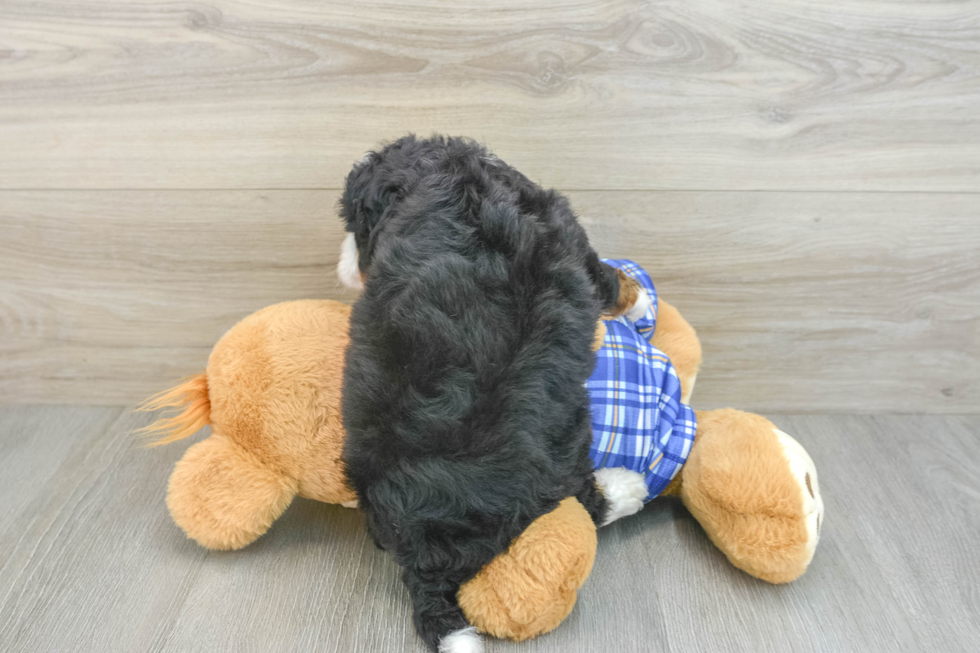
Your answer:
[142,280,822,642]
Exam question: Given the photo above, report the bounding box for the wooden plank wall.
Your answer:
[1,1,978,411]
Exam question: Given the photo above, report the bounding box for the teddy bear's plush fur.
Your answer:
[144,301,357,550]
[662,409,821,584]
[142,294,822,644]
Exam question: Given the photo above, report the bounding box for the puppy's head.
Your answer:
[337,134,444,290]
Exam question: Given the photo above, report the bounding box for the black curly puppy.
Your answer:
[338,135,639,653]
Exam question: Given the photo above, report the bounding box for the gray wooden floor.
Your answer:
[1,407,977,653]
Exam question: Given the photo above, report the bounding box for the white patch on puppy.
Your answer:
[594,467,648,526]
[438,626,483,653]
[337,232,364,290]
[626,287,653,322]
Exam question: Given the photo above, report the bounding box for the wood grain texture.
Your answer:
[2,189,977,412]
[574,190,980,414]
[0,190,361,404]
[1,0,978,190]
[1,407,978,652]
[0,405,122,537]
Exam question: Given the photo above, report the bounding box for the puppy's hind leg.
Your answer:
[575,472,611,526]
[569,438,610,526]
[404,567,483,653]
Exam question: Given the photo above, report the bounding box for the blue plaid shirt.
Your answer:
[587,260,697,501]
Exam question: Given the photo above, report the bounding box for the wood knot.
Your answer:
[534,51,568,90]
[186,7,222,31]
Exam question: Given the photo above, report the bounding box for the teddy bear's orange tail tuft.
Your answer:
[136,373,211,446]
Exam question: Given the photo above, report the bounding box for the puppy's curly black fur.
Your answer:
[339,135,620,651]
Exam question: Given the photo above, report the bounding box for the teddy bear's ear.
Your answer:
[457,497,597,641]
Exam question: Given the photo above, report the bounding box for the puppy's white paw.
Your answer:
[625,288,653,322]
[595,467,648,526]
[774,428,824,562]
[340,499,359,509]
[337,232,364,290]
[439,627,483,653]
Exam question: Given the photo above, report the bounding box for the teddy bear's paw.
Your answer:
[595,467,648,526]
[774,428,824,558]
[439,626,483,653]
[625,287,653,323]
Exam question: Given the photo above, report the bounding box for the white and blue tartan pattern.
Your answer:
[587,260,697,501]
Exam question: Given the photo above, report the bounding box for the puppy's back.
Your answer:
[340,136,604,652]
